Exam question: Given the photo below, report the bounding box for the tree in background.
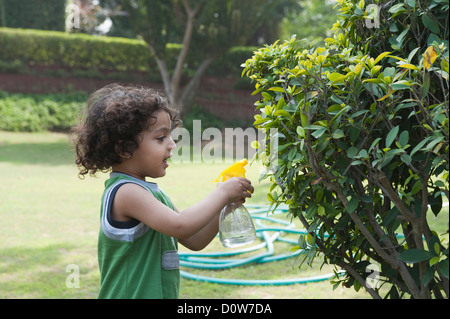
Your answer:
[0,0,65,31]
[243,0,448,298]
[280,0,336,46]
[100,0,298,114]
[67,0,108,35]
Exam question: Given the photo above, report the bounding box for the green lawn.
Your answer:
[0,131,377,299]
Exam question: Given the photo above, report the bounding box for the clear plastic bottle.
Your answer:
[219,202,256,248]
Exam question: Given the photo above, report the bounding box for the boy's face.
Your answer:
[118,111,176,180]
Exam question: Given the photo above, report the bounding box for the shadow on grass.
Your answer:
[0,244,98,298]
[0,141,74,166]
[0,244,71,297]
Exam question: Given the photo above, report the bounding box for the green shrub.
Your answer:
[0,27,157,72]
[243,0,448,299]
[0,27,256,80]
[0,91,86,132]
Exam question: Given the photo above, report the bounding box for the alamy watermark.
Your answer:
[65,264,80,288]
[65,3,80,30]
[365,4,380,29]
[170,121,279,168]
[365,263,382,290]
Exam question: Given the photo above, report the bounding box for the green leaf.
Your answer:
[411,180,422,195]
[422,267,434,286]
[261,92,272,100]
[287,146,296,160]
[369,137,382,152]
[388,3,405,14]
[349,126,361,143]
[268,87,285,93]
[399,249,434,263]
[395,29,409,46]
[317,205,326,216]
[377,90,396,101]
[423,135,445,152]
[397,63,419,71]
[346,196,359,214]
[400,153,412,166]
[405,0,415,8]
[386,125,399,148]
[358,149,368,158]
[273,109,290,118]
[253,117,270,126]
[421,14,440,34]
[429,256,440,267]
[290,245,301,252]
[332,129,345,139]
[250,140,260,149]
[276,96,286,109]
[312,127,327,138]
[428,190,443,217]
[438,259,449,278]
[390,82,411,90]
[398,130,409,147]
[410,137,431,156]
[374,51,392,65]
[442,59,449,73]
[296,126,305,138]
[328,72,346,83]
[385,148,405,156]
[347,146,358,158]
[300,111,308,127]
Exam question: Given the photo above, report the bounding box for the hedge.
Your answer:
[0,27,256,78]
[0,27,158,71]
[0,91,86,132]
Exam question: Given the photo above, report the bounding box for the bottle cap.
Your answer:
[213,158,248,182]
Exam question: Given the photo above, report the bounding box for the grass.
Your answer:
[1,131,445,299]
[0,131,101,298]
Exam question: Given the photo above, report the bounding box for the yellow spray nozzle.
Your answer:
[213,158,248,182]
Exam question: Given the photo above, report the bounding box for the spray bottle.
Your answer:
[213,159,256,248]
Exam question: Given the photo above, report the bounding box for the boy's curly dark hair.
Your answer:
[72,84,180,178]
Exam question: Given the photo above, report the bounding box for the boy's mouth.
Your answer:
[163,154,172,167]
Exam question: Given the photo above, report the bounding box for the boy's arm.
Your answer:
[175,205,220,251]
[111,177,252,244]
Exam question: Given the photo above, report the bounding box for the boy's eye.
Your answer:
[157,136,166,141]
[172,136,181,143]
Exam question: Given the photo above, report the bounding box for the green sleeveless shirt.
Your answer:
[97,172,180,299]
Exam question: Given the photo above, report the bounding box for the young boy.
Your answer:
[73,84,253,298]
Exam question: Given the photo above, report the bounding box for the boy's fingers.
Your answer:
[244,181,254,194]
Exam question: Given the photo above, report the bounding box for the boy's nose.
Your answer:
[168,136,176,150]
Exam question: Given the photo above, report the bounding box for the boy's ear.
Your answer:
[115,140,132,159]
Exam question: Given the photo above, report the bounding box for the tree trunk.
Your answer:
[148,0,208,114]
[178,55,216,115]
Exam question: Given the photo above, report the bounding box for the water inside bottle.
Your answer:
[219,203,256,248]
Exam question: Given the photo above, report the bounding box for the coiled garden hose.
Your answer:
[180,199,449,286]
[179,205,342,286]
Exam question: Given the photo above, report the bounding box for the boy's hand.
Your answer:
[217,177,254,204]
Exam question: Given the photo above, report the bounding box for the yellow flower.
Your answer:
[213,158,248,182]
[423,46,438,70]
